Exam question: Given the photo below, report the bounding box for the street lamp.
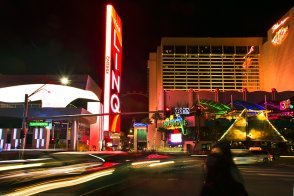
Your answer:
[21,84,48,150]
[60,77,70,85]
[20,77,69,150]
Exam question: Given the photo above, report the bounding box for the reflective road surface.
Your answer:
[0,151,293,196]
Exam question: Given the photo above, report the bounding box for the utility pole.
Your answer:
[19,94,29,159]
[245,109,250,148]
[21,84,48,151]
[20,94,29,150]
[192,105,201,153]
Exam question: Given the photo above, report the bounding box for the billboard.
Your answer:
[103,4,122,133]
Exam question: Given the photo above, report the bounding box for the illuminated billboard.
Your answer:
[103,4,122,133]
[170,133,182,143]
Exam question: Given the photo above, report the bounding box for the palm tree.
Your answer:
[141,117,153,125]
[151,111,164,150]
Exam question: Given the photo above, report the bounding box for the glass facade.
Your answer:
[162,44,260,91]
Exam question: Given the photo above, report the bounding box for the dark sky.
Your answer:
[0,0,293,93]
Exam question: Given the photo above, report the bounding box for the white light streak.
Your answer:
[149,161,175,167]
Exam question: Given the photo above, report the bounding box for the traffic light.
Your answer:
[50,137,56,144]
[164,107,171,117]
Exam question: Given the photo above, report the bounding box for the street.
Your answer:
[241,160,294,196]
[32,155,294,196]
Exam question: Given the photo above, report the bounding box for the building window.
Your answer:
[199,45,210,54]
[235,46,247,54]
[224,46,235,54]
[175,46,186,54]
[163,45,174,54]
[187,46,198,54]
[211,46,222,54]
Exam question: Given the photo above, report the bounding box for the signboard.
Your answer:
[271,16,290,45]
[103,4,122,133]
[137,129,147,142]
[170,133,182,143]
[175,107,190,115]
[29,121,49,127]
[163,115,188,135]
[280,99,291,110]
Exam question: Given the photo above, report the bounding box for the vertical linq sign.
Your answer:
[104,5,122,133]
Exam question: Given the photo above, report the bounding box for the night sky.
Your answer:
[0,0,293,94]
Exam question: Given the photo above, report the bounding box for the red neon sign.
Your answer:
[103,5,122,133]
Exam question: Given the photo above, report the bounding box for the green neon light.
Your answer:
[200,99,231,114]
[162,115,188,135]
[29,122,49,127]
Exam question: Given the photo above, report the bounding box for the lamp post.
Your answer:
[20,77,69,151]
[245,109,250,148]
[21,84,48,150]
[191,105,201,153]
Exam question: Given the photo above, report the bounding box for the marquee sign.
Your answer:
[103,4,122,133]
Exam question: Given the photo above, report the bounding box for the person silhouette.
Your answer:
[200,141,248,196]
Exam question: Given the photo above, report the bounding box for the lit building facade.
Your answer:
[103,5,123,149]
[261,7,294,91]
[0,75,104,151]
[147,7,294,151]
[160,37,262,91]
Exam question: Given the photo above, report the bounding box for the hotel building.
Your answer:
[147,7,294,151]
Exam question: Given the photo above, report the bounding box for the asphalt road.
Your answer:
[35,156,294,196]
[241,157,294,196]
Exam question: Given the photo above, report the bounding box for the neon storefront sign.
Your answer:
[163,115,188,135]
[103,5,122,133]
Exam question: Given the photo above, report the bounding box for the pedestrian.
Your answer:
[200,141,248,196]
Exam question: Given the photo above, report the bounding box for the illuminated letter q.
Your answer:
[110,94,120,113]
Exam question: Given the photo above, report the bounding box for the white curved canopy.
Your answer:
[0,84,100,108]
